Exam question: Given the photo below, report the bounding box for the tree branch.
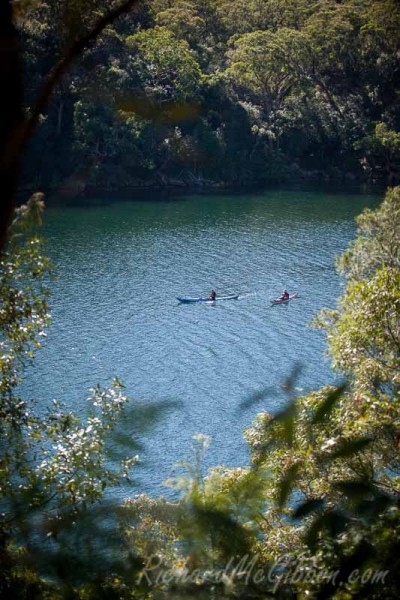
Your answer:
[0,0,140,251]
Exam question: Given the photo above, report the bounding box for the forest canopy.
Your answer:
[17,0,400,191]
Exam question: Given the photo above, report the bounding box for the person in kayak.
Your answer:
[280,289,289,300]
[209,289,216,300]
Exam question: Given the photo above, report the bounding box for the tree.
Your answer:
[126,26,202,104]
[226,29,304,119]
[215,0,312,37]
[358,123,400,185]
[0,0,141,251]
[154,1,206,48]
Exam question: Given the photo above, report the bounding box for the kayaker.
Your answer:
[209,289,216,300]
[280,289,289,300]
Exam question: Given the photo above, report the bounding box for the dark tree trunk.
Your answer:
[56,100,64,137]
[0,0,140,252]
[0,0,23,251]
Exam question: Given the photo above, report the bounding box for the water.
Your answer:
[24,189,379,496]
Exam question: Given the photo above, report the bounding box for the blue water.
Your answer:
[23,190,379,496]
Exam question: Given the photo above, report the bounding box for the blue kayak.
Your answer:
[177,294,239,303]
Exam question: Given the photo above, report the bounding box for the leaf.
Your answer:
[280,363,302,395]
[277,462,302,509]
[272,399,297,446]
[357,494,392,520]
[293,498,325,519]
[306,511,349,550]
[314,540,376,600]
[122,400,180,436]
[333,480,375,500]
[192,506,251,557]
[311,383,347,425]
[328,437,373,460]
[238,385,275,412]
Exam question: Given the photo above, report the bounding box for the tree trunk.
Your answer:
[0,0,24,251]
[0,0,140,252]
[56,100,64,136]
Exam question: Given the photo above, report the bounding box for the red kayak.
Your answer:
[270,293,298,304]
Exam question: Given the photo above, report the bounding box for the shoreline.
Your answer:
[17,180,385,205]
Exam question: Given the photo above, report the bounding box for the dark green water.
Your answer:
[25,190,379,496]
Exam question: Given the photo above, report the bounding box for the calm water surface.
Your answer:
[25,190,379,495]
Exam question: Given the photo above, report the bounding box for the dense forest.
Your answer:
[19,0,400,191]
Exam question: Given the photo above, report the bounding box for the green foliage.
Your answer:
[18,0,400,189]
[317,187,400,400]
[329,267,400,394]
[358,123,400,185]
[337,186,400,281]
[126,27,202,103]
[0,192,50,422]
[154,1,206,49]
[226,29,305,117]
[0,197,139,566]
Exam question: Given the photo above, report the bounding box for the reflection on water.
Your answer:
[24,190,379,495]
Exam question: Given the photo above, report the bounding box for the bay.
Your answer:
[24,189,380,496]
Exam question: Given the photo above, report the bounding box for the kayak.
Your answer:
[177,294,239,303]
[270,293,298,304]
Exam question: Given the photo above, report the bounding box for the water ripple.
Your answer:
[23,190,379,496]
